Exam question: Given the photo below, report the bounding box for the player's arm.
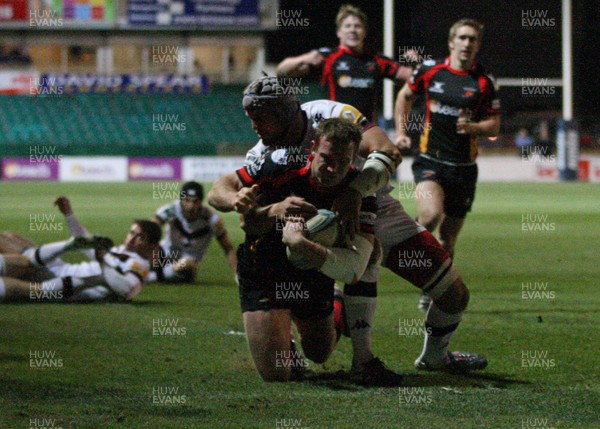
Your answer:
[394,82,416,148]
[151,216,165,226]
[54,196,92,238]
[282,222,374,285]
[99,261,143,299]
[393,49,421,82]
[241,196,318,236]
[54,196,98,260]
[322,102,399,237]
[394,65,414,82]
[457,111,500,136]
[213,217,238,277]
[458,73,501,137]
[96,249,145,300]
[277,50,324,77]
[284,197,376,284]
[152,203,173,226]
[207,172,259,214]
[350,125,401,196]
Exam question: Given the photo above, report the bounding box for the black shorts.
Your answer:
[412,155,478,218]
[238,276,334,320]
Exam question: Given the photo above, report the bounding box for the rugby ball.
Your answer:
[305,209,339,247]
[286,209,340,269]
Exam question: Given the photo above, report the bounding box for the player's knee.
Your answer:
[302,336,334,364]
[419,211,442,231]
[437,239,455,257]
[173,258,198,282]
[436,280,469,313]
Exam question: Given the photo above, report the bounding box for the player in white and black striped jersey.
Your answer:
[0,212,160,303]
[151,181,237,283]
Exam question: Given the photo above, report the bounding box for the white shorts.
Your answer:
[47,259,102,278]
[375,190,426,260]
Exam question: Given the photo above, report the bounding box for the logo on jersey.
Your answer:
[130,261,149,280]
[271,149,289,165]
[246,154,267,177]
[463,87,477,98]
[429,100,460,117]
[336,61,350,71]
[338,75,374,89]
[429,81,445,94]
[339,105,364,124]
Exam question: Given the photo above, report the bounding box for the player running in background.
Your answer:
[209,76,487,380]
[277,4,416,122]
[395,18,500,310]
[0,218,160,303]
[151,181,237,283]
[235,118,376,382]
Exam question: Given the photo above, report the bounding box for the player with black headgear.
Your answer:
[152,181,237,283]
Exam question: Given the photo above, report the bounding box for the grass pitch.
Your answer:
[0,181,598,428]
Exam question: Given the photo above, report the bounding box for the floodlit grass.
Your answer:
[0,181,598,428]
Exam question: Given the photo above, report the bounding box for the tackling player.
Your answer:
[277,4,416,122]
[209,75,488,376]
[236,118,376,382]
[209,75,404,385]
[151,181,237,283]
[395,18,500,310]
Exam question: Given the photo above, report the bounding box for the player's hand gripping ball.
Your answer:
[286,209,341,269]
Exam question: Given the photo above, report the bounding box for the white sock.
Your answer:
[344,294,376,366]
[162,264,176,279]
[418,302,463,365]
[25,239,73,266]
[0,255,5,275]
[0,277,5,301]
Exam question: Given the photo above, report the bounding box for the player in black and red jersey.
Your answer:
[277,4,415,122]
[234,119,377,382]
[395,18,501,310]
[396,18,500,254]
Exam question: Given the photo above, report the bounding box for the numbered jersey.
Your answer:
[155,201,221,262]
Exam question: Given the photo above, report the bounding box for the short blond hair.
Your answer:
[336,4,367,30]
[448,18,483,41]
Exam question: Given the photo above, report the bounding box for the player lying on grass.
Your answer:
[209,75,487,376]
[150,181,237,284]
[234,118,376,382]
[0,214,160,303]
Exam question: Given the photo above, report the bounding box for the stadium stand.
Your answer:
[0,85,263,157]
